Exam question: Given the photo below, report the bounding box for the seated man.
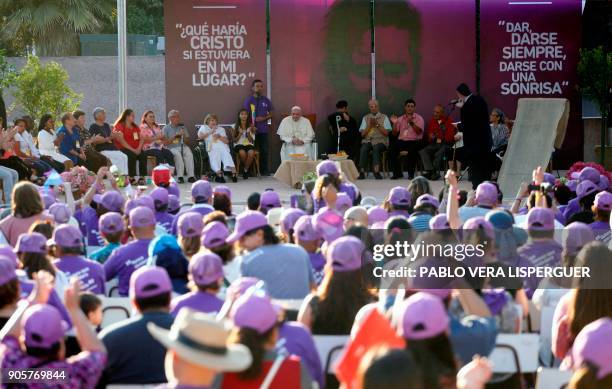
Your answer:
[278,106,315,161]
[419,104,456,180]
[358,99,391,180]
[162,110,195,184]
[327,100,359,162]
[388,98,425,180]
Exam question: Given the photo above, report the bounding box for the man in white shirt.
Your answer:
[277,106,315,161]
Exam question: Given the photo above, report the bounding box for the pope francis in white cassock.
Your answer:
[277,106,316,161]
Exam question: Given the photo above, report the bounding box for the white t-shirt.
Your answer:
[15,131,40,158]
[37,129,57,156]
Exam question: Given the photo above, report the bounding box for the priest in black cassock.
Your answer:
[327,100,360,165]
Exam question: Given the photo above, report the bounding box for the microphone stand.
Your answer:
[335,115,341,154]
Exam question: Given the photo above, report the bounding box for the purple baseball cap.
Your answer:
[150,187,169,207]
[566,179,578,192]
[326,236,364,272]
[316,160,339,177]
[475,182,498,207]
[15,233,47,254]
[99,212,125,235]
[167,181,180,197]
[48,203,72,224]
[429,214,450,230]
[214,185,232,200]
[543,173,556,186]
[526,207,555,231]
[416,194,440,209]
[398,292,449,340]
[336,193,353,214]
[124,199,138,215]
[48,224,83,248]
[189,252,224,286]
[368,206,389,226]
[598,175,609,191]
[293,215,320,242]
[0,245,18,268]
[135,195,155,212]
[226,277,261,302]
[562,222,594,256]
[594,191,612,211]
[41,193,56,209]
[231,292,281,334]
[22,304,68,349]
[0,255,17,285]
[578,167,601,185]
[178,212,204,238]
[168,195,181,213]
[226,211,268,243]
[94,190,125,213]
[260,191,281,210]
[192,180,212,201]
[572,317,612,379]
[313,208,344,243]
[280,208,306,235]
[201,221,229,249]
[576,180,599,199]
[388,186,410,206]
[129,266,172,299]
[462,217,495,240]
[129,206,156,228]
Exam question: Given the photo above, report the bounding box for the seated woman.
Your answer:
[140,110,175,166]
[198,114,237,183]
[12,118,55,179]
[113,108,147,185]
[37,113,73,172]
[56,112,86,167]
[88,107,129,176]
[232,108,257,179]
[73,110,110,173]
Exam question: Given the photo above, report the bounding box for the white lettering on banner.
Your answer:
[175,22,255,88]
[496,20,569,96]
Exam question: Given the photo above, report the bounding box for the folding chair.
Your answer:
[535,367,572,389]
[312,335,350,374]
[488,333,540,385]
[101,297,133,329]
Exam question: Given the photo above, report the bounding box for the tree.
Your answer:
[0,49,16,128]
[0,0,114,56]
[12,55,82,121]
[578,46,612,165]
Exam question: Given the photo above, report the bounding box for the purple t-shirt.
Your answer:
[500,254,539,296]
[54,255,106,294]
[308,252,325,285]
[170,205,214,235]
[389,209,410,218]
[589,220,610,244]
[0,336,106,389]
[155,211,174,234]
[104,239,152,296]
[80,206,104,246]
[562,198,581,222]
[278,322,323,389]
[243,94,274,134]
[170,291,223,316]
[517,239,562,268]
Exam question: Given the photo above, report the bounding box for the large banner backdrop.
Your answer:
[480,0,582,164]
[164,0,266,138]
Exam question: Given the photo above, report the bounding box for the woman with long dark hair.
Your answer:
[36,114,69,172]
[232,108,256,179]
[140,110,175,166]
[113,108,147,184]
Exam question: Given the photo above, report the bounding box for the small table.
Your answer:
[274,159,359,188]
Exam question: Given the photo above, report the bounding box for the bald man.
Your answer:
[277,106,316,161]
[358,99,392,180]
[419,104,456,180]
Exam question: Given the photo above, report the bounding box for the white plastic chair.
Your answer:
[100,297,133,329]
[489,333,540,374]
[535,367,572,389]
[313,335,349,374]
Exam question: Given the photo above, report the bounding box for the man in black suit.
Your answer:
[327,100,360,163]
[455,83,492,189]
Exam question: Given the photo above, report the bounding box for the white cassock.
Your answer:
[277,116,315,161]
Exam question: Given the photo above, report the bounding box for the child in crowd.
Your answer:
[177,212,204,258]
[80,292,103,328]
[90,212,124,264]
[171,251,224,316]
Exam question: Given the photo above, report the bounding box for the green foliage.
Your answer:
[577,46,612,118]
[12,55,82,120]
[0,49,16,91]
[101,0,164,35]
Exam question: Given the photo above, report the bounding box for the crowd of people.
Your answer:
[0,145,609,388]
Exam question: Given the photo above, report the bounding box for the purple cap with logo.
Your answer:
[475,182,498,207]
[313,208,344,243]
[416,194,439,209]
[594,191,612,211]
[398,292,449,340]
[150,187,169,206]
[214,185,232,200]
[368,206,389,226]
[99,212,125,235]
[326,236,364,272]
[579,167,601,185]
[201,221,229,249]
[572,317,612,379]
[48,203,72,224]
[280,208,306,235]
[562,222,594,256]
[388,186,410,206]
[462,217,495,239]
[129,206,156,228]
[49,224,83,248]
[260,191,281,210]
[22,304,68,349]
[41,193,56,209]
[0,246,18,268]
[178,212,204,238]
[168,194,181,213]
[576,180,599,199]
[293,215,320,242]
[226,211,268,243]
[15,232,47,254]
[129,266,172,299]
[316,160,339,177]
[191,180,212,201]
[336,193,353,214]
[0,255,17,285]
[167,181,180,197]
[429,214,450,230]
[526,207,555,231]
[226,277,260,302]
[598,175,609,191]
[231,292,280,334]
[93,190,125,212]
[189,252,224,286]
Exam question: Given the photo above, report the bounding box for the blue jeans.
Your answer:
[0,166,18,204]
